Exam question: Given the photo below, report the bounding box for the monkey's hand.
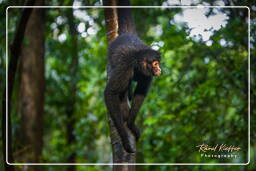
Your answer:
[127,122,141,141]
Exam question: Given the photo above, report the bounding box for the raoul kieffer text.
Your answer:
[196,144,241,153]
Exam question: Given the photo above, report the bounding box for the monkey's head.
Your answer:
[136,49,161,76]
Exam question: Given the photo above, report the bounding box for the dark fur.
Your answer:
[104,33,161,153]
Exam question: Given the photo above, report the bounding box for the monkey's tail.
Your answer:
[117,0,136,35]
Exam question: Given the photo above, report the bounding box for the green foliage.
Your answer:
[0,0,255,170]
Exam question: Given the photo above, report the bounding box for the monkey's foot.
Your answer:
[127,123,141,141]
[123,141,136,153]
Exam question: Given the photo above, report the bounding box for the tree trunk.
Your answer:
[66,5,79,171]
[103,1,136,170]
[103,0,118,44]
[18,0,45,169]
[2,0,35,170]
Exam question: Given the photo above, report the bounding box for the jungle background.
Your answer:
[0,0,255,171]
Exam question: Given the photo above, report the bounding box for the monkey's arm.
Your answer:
[127,77,152,140]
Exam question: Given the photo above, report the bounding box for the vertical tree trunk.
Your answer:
[18,0,45,169]
[2,1,35,170]
[103,1,136,170]
[65,6,79,171]
[103,0,118,44]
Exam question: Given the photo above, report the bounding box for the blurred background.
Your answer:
[0,0,255,171]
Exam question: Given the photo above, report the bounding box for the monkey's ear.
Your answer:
[152,61,159,67]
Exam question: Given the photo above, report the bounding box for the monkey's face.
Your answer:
[141,60,161,76]
[136,49,161,76]
[139,54,161,76]
[151,61,161,76]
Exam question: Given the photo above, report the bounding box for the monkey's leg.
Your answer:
[120,91,130,122]
[104,90,135,153]
[127,78,152,141]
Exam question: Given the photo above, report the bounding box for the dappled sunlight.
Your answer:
[174,8,228,42]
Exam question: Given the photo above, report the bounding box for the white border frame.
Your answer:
[5,6,250,166]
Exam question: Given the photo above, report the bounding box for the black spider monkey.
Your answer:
[104,0,161,153]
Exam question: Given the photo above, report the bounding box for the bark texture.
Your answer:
[103,0,118,44]
[2,0,35,170]
[18,0,45,168]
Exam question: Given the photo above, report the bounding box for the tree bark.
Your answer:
[2,0,35,170]
[103,1,136,170]
[18,0,45,169]
[103,0,118,44]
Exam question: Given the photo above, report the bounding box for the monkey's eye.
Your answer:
[152,61,159,67]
